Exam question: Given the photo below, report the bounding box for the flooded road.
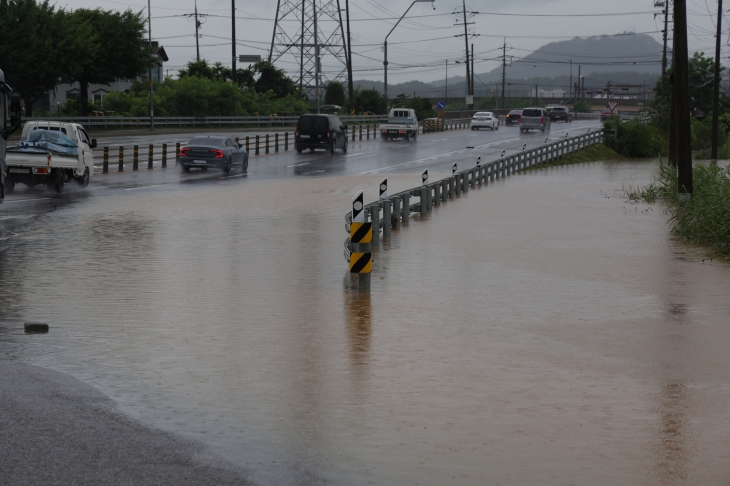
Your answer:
[1,159,729,485]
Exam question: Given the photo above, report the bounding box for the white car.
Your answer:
[470,112,499,131]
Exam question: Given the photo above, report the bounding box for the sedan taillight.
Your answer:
[180,147,190,156]
[210,149,224,158]
[541,116,545,123]
[520,116,523,123]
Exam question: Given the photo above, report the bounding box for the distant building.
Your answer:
[528,89,565,99]
[39,43,168,113]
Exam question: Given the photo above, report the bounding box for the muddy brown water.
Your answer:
[1,159,729,485]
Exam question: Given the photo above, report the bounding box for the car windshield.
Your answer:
[188,137,223,147]
[298,116,329,132]
[522,109,542,117]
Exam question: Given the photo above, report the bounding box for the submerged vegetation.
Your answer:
[524,143,622,171]
[638,162,730,259]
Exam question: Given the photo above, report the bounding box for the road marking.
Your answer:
[345,152,364,157]
[1,198,54,203]
[125,184,166,191]
[302,170,325,175]
[431,139,447,142]
[221,174,247,179]
[287,162,309,167]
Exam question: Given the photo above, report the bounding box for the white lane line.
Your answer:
[431,139,447,142]
[345,152,364,157]
[221,174,246,179]
[287,162,310,167]
[302,170,326,175]
[2,198,54,203]
[125,184,166,191]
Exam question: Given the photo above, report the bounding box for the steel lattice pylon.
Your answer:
[269,0,348,102]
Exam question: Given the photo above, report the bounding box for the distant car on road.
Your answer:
[519,107,551,133]
[179,135,248,173]
[548,106,572,123]
[296,114,349,153]
[505,109,522,126]
[470,112,499,130]
[600,108,619,123]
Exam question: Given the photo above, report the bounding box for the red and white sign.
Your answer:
[607,101,619,113]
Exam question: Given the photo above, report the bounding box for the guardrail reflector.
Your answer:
[350,252,372,274]
[350,222,372,244]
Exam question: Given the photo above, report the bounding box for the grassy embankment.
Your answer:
[524,143,622,171]
[637,162,730,259]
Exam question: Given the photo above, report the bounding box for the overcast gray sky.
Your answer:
[57,0,726,82]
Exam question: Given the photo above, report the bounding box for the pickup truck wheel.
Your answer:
[296,144,303,154]
[343,138,348,153]
[79,168,90,187]
[412,131,417,141]
[330,139,336,154]
[182,165,190,172]
[54,171,65,193]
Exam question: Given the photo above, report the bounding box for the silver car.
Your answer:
[519,107,551,133]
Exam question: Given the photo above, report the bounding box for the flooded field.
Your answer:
[1,160,729,485]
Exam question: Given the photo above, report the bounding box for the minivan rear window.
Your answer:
[298,115,329,132]
[522,109,542,117]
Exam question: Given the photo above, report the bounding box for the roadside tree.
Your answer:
[324,81,346,107]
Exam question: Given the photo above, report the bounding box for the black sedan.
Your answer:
[179,135,248,173]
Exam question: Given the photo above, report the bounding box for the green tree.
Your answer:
[0,0,65,116]
[573,100,591,113]
[688,52,718,114]
[324,81,346,106]
[253,61,296,98]
[405,96,435,120]
[64,8,153,115]
[354,87,387,114]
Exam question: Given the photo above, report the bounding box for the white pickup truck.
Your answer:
[5,121,96,193]
[379,108,419,141]
[1,67,22,203]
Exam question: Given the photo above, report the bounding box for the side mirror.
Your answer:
[238,143,243,149]
[90,139,97,149]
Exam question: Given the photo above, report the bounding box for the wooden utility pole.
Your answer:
[673,0,693,194]
[661,0,669,92]
[231,0,236,84]
[711,0,723,163]
[461,0,471,109]
[501,39,507,109]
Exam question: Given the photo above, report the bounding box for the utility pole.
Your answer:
[461,0,471,109]
[471,43,474,108]
[661,0,669,92]
[148,0,154,130]
[711,0,723,163]
[231,0,236,84]
[501,39,506,110]
[577,65,581,100]
[195,0,201,61]
[346,0,354,110]
[314,0,320,114]
[570,59,572,101]
[673,0,693,194]
[445,59,448,103]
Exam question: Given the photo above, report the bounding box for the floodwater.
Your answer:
[2,160,730,485]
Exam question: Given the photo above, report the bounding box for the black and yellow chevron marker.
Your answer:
[350,222,372,244]
[350,252,372,274]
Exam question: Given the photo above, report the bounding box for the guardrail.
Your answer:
[94,120,476,172]
[344,130,604,266]
[23,114,388,129]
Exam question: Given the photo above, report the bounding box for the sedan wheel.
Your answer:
[343,138,348,153]
[224,158,232,174]
[243,156,249,172]
[330,139,336,154]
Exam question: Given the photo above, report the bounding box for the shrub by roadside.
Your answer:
[602,118,666,158]
[639,162,730,259]
[524,143,622,171]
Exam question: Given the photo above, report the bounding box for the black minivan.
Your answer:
[295,114,348,154]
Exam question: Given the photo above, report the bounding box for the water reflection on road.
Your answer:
[1,160,730,485]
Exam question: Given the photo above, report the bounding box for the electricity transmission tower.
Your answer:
[269,0,349,104]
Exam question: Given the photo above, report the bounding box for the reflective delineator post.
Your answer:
[118,146,124,172]
[350,191,371,290]
[103,147,109,174]
[162,143,167,168]
[148,144,153,169]
[133,145,139,171]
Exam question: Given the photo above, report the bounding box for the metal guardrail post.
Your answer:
[427,185,433,210]
[265,134,270,155]
[148,144,153,169]
[118,146,124,172]
[454,175,461,195]
[285,132,288,151]
[448,176,454,198]
[382,200,392,237]
[275,133,279,153]
[246,136,250,154]
[162,143,167,168]
[367,125,370,140]
[401,193,410,223]
[176,142,181,162]
[133,145,139,171]
[419,186,428,216]
[470,168,476,187]
[392,196,401,229]
[103,147,109,174]
[369,206,380,247]
[433,183,441,206]
[255,135,260,156]
[359,125,363,141]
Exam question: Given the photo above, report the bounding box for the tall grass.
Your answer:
[641,162,730,258]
